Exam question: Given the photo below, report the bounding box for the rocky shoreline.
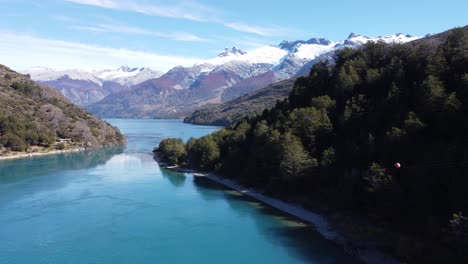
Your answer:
[0,147,86,161]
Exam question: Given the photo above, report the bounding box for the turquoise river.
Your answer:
[0,119,358,264]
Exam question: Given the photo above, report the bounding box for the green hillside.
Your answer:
[0,65,125,155]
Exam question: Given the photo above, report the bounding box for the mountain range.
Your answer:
[24,33,420,118]
[26,66,163,106]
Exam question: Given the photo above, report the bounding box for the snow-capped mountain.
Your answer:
[27,32,420,116]
[94,66,164,87]
[203,45,288,66]
[27,66,103,85]
[194,32,419,82]
[24,66,163,106]
[343,32,419,46]
[26,66,163,86]
[217,47,247,57]
[88,32,420,118]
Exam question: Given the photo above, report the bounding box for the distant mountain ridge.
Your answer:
[24,66,164,106]
[184,76,298,126]
[26,32,420,117]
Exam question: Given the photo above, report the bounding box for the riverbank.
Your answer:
[155,158,401,264]
[0,147,86,161]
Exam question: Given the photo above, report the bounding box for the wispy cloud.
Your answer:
[0,32,202,71]
[216,36,273,51]
[65,0,293,37]
[69,24,209,42]
[65,0,218,22]
[52,15,78,23]
[65,0,119,9]
[224,23,290,37]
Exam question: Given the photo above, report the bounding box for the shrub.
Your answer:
[157,138,186,166]
[55,143,66,150]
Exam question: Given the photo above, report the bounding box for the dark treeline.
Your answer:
[156,27,468,262]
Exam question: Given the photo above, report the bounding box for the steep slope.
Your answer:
[0,65,125,155]
[220,71,281,102]
[184,77,298,125]
[87,78,191,118]
[38,76,106,106]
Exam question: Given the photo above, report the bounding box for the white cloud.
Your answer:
[69,24,209,42]
[65,0,293,37]
[52,15,78,23]
[0,32,202,72]
[216,36,272,51]
[65,0,217,22]
[65,0,118,9]
[224,23,288,37]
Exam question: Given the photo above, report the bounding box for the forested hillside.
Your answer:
[0,65,125,154]
[157,27,468,262]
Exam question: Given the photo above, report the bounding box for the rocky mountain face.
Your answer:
[28,33,420,118]
[184,76,298,126]
[24,66,163,106]
[0,65,126,153]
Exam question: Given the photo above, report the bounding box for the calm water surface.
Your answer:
[0,119,357,264]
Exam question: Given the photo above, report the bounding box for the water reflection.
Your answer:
[89,153,160,182]
[191,176,359,264]
[160,168,186,187]
[0,146,124,185]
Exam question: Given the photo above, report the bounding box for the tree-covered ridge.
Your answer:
[0,65,125,153]
[157,27,468,262]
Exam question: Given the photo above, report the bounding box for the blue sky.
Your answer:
[0,0,466,71]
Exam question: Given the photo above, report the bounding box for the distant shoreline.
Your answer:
[155,159,401,264]
[0,147,86,161]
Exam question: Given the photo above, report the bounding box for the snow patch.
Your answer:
[24,66,163,87]
[203,45,288,66]
[294,42,337,60]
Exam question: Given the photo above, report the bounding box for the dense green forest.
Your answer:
[0,65,125,153]
[157,27,468,262]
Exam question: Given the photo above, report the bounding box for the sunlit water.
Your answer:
[0,119,357,264]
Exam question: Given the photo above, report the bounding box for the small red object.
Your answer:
[395,162,401,168]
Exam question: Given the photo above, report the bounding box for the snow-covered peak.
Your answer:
[217,47,247,57]
[115,66,146,73]
[294,41,338,60]
[279,38,331,51]
[347,33,358,39]
[95,66,163,86]
[378,33,419,43]
[345,33,419,46]
[117,66,136,72]
[203,45,288,66]
[24,66,163,87]
[25,67,103,85]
